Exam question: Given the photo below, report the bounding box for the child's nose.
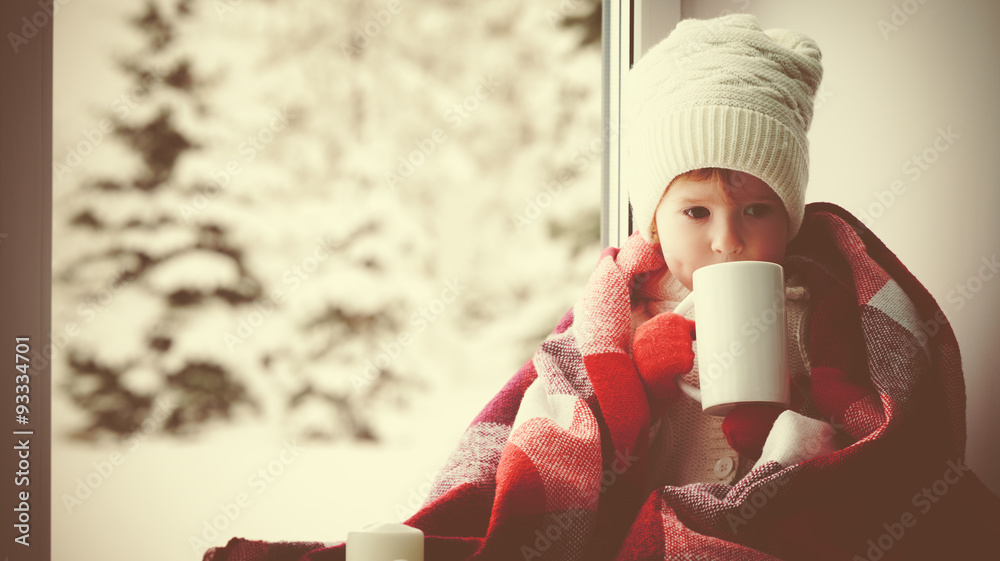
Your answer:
[711,221,744,256]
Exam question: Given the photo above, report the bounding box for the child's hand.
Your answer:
[632,312,696,415]
[721,403,786,459]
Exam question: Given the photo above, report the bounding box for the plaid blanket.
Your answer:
[204,202,999,561]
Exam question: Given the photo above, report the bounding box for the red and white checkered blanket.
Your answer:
[205,202,999,561]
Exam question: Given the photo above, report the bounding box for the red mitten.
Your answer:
[632,312,696,414]
[721,403,786,459]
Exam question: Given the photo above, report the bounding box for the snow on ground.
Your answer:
[53,373,503,561]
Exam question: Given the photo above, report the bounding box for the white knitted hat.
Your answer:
[624,13,823,243]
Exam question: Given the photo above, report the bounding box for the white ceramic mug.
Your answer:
[346,522,424,561]
[671,261,789,416]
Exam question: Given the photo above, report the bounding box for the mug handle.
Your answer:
[671,291,701,403]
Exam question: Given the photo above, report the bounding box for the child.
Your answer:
[204,13,1000,561]
[622,12,829,492]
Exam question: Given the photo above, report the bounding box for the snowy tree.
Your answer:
[53,0,604,443]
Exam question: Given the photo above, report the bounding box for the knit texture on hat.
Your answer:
[624,13,823,243]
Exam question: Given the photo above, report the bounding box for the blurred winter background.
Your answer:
[52,0,603,559]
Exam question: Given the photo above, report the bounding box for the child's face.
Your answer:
[653,171,789,291]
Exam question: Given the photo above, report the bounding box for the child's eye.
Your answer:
[683,207,709,220]
[746,204,772,217]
